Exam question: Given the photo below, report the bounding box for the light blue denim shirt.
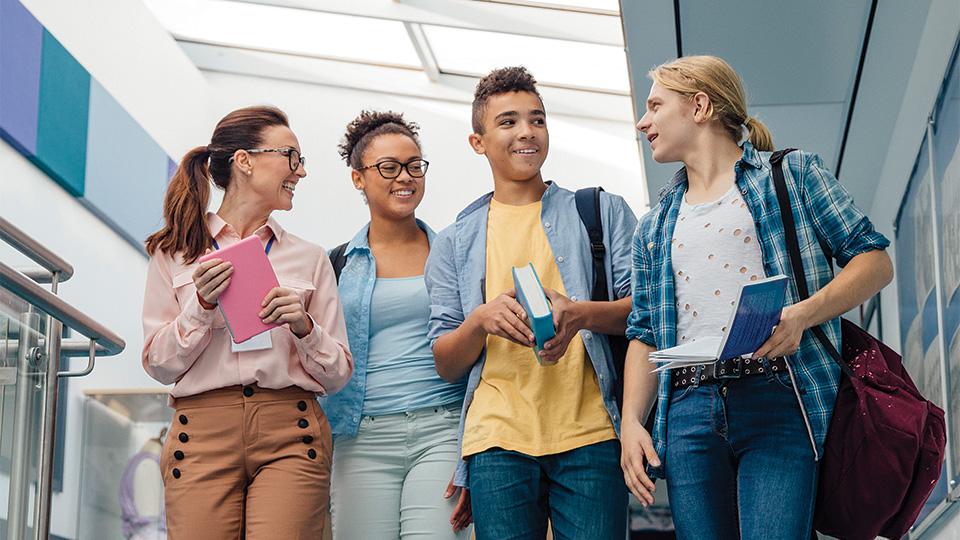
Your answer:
[322,220,466,438]
[424,182,638,486]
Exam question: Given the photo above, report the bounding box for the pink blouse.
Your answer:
[141,213,352,398]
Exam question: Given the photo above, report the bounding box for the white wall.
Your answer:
[200,71,647,250]
[0,140,159,538]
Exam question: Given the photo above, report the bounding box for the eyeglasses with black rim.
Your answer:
[358,159,429,179]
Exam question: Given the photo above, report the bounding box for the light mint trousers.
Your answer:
[330,403,469,540]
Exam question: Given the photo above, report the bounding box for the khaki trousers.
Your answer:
[161,384,332,539]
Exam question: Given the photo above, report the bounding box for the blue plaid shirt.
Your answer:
[627,143,890,478]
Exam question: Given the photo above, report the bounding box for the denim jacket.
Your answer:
[627,143,890,478]
[321,220,463,438]
[424,182,638,486]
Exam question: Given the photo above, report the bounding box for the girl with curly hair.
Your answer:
[321,110,471,539]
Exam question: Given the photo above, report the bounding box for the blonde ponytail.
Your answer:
[744,117,774,152]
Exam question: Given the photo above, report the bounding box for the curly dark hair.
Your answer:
[338,110,421,169]
[471,66,542,134]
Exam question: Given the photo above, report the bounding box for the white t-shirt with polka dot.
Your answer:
[672,184,765,346]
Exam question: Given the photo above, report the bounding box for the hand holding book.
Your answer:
[259,287,313,339]
[536,287,582,365]
[649,275,789,371]
[470,289,536,348]
[512,263,558,365]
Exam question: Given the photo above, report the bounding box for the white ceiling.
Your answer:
[143,0,631,94]
[143,0,940,213]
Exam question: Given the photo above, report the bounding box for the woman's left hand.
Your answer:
[259,287,313,338]
[444,477,472,532]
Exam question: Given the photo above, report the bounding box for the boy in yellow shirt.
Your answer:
[425,67,637,539]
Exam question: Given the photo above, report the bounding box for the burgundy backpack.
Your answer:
[770,149,946,540]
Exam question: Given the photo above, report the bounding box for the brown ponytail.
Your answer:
[145,106,290,262]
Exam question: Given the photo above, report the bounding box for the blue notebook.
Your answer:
[512,263,557,362]
[649,275,789,371]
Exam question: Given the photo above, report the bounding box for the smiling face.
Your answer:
[636,82,700,164]
[233,124,306,212]
[353,132,425,221]
[469,91,549,183]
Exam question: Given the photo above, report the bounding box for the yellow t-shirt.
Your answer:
[461,198,616,458]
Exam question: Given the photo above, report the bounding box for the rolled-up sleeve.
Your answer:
[799,153,890,267]
[626,223,657,347]
[294,253,353,395]
[141,253,216,385]
[425,228,464,348]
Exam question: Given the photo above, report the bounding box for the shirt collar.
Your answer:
[206,212,285,243]
[739,141,763,170]
[345,219,435,256]
[658,143,762,202]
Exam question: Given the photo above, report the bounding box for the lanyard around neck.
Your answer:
[210,235,275,255]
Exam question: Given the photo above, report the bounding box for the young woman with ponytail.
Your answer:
[141,106,352,539]
[620,56,893,539]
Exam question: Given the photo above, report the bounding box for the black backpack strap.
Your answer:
[770,149,852,377]
[328,242,349,284]
[575,187,608,302]
[574,187,633,412]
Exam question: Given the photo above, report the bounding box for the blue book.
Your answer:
[512,263,557,363]
[650,275,789,371]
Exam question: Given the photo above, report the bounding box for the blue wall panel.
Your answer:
[35,31,90,197]
[0,0,42,155]
[84,81,168,244]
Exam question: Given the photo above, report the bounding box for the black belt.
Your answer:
[672,356,789,389]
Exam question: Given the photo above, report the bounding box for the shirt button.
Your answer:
[544,222,551,228]
[584,333,592,340]
[647,242,654,250]
[353,415,360,422]
[571,295,578,301]
[557,256,565,263]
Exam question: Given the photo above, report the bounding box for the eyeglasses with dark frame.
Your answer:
[231,147,306,172]
[358,159,429,179]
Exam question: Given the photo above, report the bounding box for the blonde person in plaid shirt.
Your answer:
[620,56,892,540]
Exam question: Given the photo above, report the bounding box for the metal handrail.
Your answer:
[0,217,74,281]
[0,261,124,355]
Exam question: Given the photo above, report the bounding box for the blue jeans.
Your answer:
[467,440,627,540]
[666,368,819,540]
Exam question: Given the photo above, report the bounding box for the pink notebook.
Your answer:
[198,235,280,343]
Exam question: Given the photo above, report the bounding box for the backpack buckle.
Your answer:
[590,240,605,260]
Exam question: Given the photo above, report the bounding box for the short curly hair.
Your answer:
[471,66,542,134]
[338,110,421,169]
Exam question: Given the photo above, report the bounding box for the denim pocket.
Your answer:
[771,371,797,392]
[669,384,697,405]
